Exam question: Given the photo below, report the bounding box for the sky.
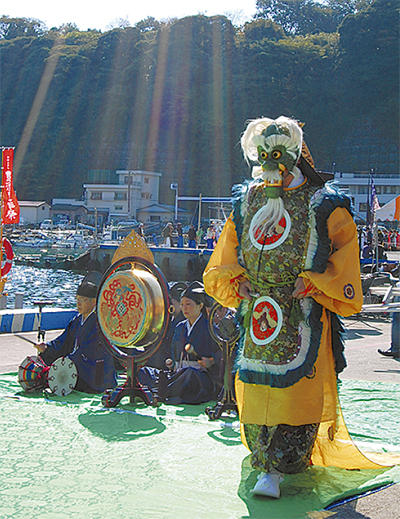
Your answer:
[3,0,258,32]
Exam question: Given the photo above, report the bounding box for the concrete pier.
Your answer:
[91,244,214,281]
[0,308,77,334]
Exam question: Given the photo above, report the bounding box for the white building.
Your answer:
[83,170,162,222]
[18,201,51,224]
[333,172,400,222]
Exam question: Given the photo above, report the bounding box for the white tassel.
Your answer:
[244,197,285,251]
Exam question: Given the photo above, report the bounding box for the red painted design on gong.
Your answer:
[100,277,145,341]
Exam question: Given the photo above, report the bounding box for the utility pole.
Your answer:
[170,183,178,221]
[127,171,132,218]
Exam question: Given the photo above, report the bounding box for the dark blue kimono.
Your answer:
[171,313,219,364]
[139,313,222,404]
[146,311,185,370]
[40,312,117,393]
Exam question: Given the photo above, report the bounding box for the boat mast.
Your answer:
[197,193,202,232]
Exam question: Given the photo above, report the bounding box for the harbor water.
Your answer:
[2,265,83,309]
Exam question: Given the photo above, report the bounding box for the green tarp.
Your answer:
[0,374,399,519]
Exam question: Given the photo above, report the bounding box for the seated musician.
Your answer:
[138,281,222,404]
[146,281,187,370]
[34,272,117,393]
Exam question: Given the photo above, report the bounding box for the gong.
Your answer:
[96,256,170,407]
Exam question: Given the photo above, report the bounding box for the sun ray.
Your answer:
[13,36,63,180]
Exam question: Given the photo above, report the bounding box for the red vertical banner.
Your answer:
[2,148,20,224]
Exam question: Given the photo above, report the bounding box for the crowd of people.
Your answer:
[359,225,400,260]
[160,221,224,249]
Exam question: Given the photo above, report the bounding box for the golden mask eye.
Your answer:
[260,150,268,160]
[271,150,282,160]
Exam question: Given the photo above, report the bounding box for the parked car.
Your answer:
[117,220,139,228]
[40,219,54,230]
[56,219,73,229]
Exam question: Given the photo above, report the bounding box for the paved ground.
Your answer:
[1,314,399,519]
[329,314,400,519]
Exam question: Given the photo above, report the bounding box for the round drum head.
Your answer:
[47,357,78,396]
[97,269,152,348]
[18,355,48,392]
[96,256,170,364]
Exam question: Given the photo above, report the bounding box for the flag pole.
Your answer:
[373,210,378,273]
[370,168,380,273]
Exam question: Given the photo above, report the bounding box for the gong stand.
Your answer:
[97,256,170,409]
[206,339,238,420]
[33,300,55,343]
[205,304,240,420]
[102,349,158,408]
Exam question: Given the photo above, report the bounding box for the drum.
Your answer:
[18,356,77,396]
[97,256,169,363]
[47,357,78,396]
[18,355,49,392]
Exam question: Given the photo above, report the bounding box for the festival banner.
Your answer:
[376,195,400,222]
[1,148,20,224]
[370,173,381,215]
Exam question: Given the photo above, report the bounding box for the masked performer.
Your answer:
[203,116,384,498]
[35,272,117,393]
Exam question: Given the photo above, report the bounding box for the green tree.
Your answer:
[254,0,373,34]
[0,11,397,202]
[135,17,161,32]
[338,0,399,137]
[0,16,46,39]
[238,19,286,43]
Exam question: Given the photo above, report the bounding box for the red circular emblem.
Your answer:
[250,296,283,345]
[254,217,286,247]
[249,208,291,250]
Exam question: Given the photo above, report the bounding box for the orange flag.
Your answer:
[2,148,20,224]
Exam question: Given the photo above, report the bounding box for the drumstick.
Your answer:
[185,343,202,360]
[14,334,37,346]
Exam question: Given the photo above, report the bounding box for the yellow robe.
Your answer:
[204,204,399,468]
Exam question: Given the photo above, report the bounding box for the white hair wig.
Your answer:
[241,116,303,164]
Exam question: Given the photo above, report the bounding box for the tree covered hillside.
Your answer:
[0,0,398,204]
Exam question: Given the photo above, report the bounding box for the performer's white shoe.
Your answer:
[250,471,284,498]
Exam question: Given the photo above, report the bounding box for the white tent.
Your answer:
[375,195,400,221]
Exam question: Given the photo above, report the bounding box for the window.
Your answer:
[150,215,161,221]
[141,192,152,199]
[91,192,102,200]
[375,186,382,194]
[359,203,368,212]
[114,192,127,200]
[144,178,149,184]
[358,186,368,194]
[114,206,123,211]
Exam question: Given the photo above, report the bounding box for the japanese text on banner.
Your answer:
[2,148,20,225]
